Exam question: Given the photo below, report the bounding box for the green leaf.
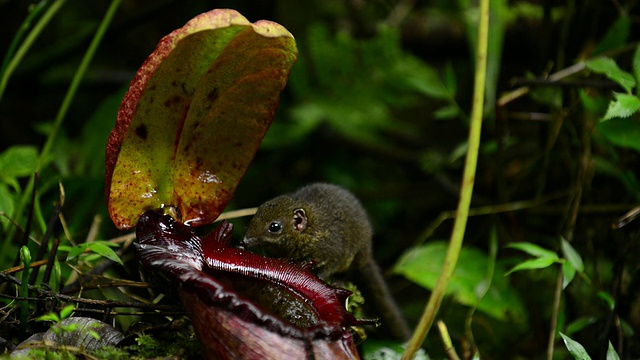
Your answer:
[603,93,640,120]
[36,313,61,323]
[505,242,558,259]
[443,62,457,96]
[592,156,640,201]
[560,332,592,360]
[579,89,609,114]
[60,304,75,319]
[592,17,631,55]
[585,57,636,93]
[105,9,298,229]
[597,116,640,153]
[433,105,460,120]
[0,145,38,180]
[562,261,577,289]
[506,256,558,275]
[0,184,14,229]
[60,323,78,333]
[607,342,621,360]
[598,291,615,310]
[398,58,450,99]
[633,45,640,91]
[87,242,123,265]
[561,238,584,272]
[565,316,598,335]
[394,242,526,321]
[61,243,90,260]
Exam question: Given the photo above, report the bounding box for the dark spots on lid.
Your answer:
[164,95,182,108]
[207,88,219,103]
[135,124,148,139]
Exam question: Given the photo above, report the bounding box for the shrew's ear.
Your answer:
[293,208,307,232]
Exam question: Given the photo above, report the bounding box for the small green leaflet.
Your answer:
[88,242,123,265]
[505,242,557,258]
[0,145,38,184]
[585,57,636,94]
[559,333,620,360]
[561,238,584,272]
[633,45,640,88]
[560,332,591,360]
[505,242,559,275]
[506,256,558,275]
[603,93,640,120]
[60,241,123,265]
[561,238,584,288]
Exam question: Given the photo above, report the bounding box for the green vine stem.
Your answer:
[401,0,490,357]
[4,0,122,252]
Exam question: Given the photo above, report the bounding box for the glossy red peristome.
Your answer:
[135,210,362,360]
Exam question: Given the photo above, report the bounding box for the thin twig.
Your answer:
[3,257,66,275]
[0,272,178,312]
[29,199,62,284]
[105,207,259,246]
[215,207,258,221]
[546,268,563,360]
[42,238,60,286]
[414,192,568,246]
[85,214,102,243]
[612,206,640,229]
[497,63,586,107]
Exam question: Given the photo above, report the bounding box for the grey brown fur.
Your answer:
[242,183,410,340]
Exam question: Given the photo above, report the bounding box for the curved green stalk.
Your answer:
[5,0,122,251]
[401,0,491,358]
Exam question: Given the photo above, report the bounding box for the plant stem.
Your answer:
[401,0,490,357]
[5,0,122,248]
[546,266,564,360]
[20,246,31,336]
[437,321,461,360]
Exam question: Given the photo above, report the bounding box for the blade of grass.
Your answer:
[401,0,490,357]
[4,0,122,252]
[0,0,65,101]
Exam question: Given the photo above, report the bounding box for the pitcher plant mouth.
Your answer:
[135,210,365,359]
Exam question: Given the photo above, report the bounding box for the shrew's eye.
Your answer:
[268,221,283,234]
